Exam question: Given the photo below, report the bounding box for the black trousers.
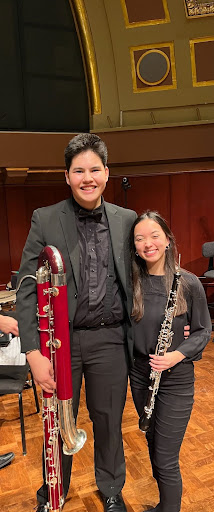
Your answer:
[37,324,128,504]
[129,357,194,512]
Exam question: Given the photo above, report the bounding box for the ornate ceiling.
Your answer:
[184,1,214,17]
[76,0,214,131]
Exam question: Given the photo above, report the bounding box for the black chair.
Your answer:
[201,242,214,328]
[0,364,40,455]
[202,242,214,277]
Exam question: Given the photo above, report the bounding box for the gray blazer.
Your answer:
[16,198,137,360]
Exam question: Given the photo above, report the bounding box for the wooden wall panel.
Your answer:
[166,172,214,275]
[170,173,192,270]
[0,186,11,286]
[0,124,214,169]
[5,187,28,274]
[111,172,214,276]
[1,171,214,285]
[189,172,214,276]
[109,174,171,220]
[3,183,71,278]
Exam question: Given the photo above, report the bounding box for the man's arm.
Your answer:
[16,209,45,352]
[16,209,57,392]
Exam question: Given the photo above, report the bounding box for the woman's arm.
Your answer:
[149,275,212,372]
[176,275,212,360]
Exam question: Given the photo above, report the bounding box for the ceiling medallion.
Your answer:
[184,0,214,17]
[137,50,170,86]
[130,42,177,93]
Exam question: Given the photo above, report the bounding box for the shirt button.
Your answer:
[74,293,78,299]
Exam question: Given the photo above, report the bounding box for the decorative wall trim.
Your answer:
[69,0,101,115]
[4,168,29,184]
[190,37,214,87]
[120,0,170,27]
[184,0,214,17]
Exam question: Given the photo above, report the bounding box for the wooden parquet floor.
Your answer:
[0,339,214,512]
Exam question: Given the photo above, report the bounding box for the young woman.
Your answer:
[129,211,211,512]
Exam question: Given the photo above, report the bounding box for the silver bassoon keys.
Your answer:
[139,268,181,433]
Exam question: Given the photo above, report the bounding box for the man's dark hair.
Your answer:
[64,133,108,172]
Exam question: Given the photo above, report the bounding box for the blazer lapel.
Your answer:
[105,202,127,294]
[59,198,79,290]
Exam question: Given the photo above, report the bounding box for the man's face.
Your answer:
[65,149,109,210]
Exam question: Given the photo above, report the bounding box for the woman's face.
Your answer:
[134,218,169,274]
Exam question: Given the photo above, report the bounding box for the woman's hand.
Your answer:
[27,350,56,393]
[149,350,185,372]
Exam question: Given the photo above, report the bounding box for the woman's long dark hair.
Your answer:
[130,211,187,321]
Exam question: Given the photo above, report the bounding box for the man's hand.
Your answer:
[27,350,56,393]
[149,350,185,372]
[0,316,19,336]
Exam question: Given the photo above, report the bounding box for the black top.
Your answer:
[133,272,212,362]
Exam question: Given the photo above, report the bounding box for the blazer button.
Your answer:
[74,293,78,299]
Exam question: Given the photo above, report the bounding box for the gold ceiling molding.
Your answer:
[120,0,170,27]
[190,37,214,87]
[69,0,101,115]
[184,0,214,17]
[130,42,177,93]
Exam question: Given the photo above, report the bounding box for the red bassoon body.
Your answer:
[36,245,86,512]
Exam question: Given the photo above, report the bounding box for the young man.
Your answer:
[16,134,137,512]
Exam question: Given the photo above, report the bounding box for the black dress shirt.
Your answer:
[72,199,125,328]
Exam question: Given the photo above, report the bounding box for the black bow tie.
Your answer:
[78,208,102,222]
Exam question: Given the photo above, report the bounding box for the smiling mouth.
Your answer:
[144,250,157,256]
[81,186,96,191]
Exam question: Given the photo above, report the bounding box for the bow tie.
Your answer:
[78,208,102,222]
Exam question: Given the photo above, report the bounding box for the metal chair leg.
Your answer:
[30,371,40,413]
[18,392,27,455]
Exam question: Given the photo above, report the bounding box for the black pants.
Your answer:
[129,357,194,512]
[37,324,128,504]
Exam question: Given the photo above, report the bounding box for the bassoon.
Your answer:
[36,245,86,511]
[139,268,181,433]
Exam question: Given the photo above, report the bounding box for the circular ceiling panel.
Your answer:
[137,49,170,85]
